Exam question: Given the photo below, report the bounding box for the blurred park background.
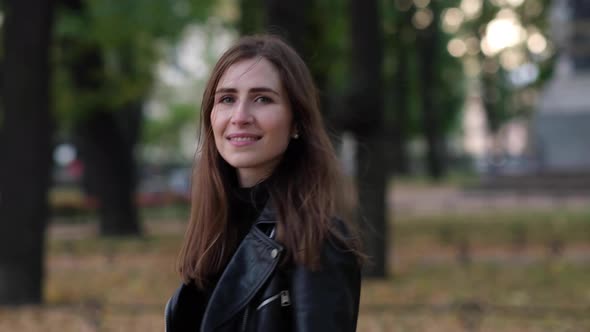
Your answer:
[1,0,590,330]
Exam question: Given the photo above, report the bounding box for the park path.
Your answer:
[390,184,590,217]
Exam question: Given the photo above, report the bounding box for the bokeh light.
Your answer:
[508,62,539,86]
[483,10,526,55]
[442,8,464,34]
[54,144,76,166]
[448,38,467,57]
[527,32,547,54]
[460,0,482,20]
[505,0,525,7]
[500,48,525,70]
[412,8,434,29]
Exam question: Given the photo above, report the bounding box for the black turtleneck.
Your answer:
[229,181,270,243]
[177,181,270,331]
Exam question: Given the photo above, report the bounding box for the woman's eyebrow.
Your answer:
[249,87,280,96]
[215,87,237,94]
[214,87,280,96]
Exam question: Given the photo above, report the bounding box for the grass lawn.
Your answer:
[1,209,589,331]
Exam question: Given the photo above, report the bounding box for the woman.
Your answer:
[165,34,364,332]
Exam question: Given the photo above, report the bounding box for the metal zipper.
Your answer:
[256,293,280,310]
[256,290,291,311]
[241,305,250,332]
[280,290,291,306]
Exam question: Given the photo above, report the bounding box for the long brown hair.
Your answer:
[178,35,363,287]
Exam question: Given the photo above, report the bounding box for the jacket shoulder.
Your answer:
[287,218,362,332]
[327,217,362,260]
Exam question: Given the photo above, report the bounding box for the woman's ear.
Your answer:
[291,124,299,139]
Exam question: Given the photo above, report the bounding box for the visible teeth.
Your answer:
[231,137,257,141]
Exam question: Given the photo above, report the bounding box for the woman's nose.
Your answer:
[231,101,253,125]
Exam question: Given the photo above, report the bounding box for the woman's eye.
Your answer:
[255,96,272,103]
[219,96,235,104]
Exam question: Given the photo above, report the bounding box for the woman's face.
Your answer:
[210,57,295,187]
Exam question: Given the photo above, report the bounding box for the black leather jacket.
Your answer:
[165,204,361,332]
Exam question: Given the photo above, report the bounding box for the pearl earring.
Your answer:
[292,133,299,139]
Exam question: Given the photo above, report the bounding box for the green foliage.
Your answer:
[238,0,265,35]
[307,0,351,93]
[53,0,214,126]
[475,0,555,130]
[381,0,466,138]
[237,0,350,94]
[405,49,423,136]
[435,6,467,134]
[143,103,198,147]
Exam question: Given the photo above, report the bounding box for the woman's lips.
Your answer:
[226,134,262,147]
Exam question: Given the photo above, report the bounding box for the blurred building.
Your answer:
[532,0,590,172]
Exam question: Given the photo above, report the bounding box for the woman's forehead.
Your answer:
[217,58,282,90]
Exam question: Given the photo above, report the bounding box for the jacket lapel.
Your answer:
[200,203,283,331]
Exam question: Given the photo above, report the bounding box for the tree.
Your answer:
[262,0,328,97]
[390,36,412,175]
[415,1,447,179]
[348,0,387,277]
[74,101,144,235]
[264,0,310,59]
[55,0,213,235]
[383,3,415,175]
[239,0,265,35]
[463,0,555,140]
[0,0,55,304]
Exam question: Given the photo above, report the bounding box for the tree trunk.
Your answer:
[0,0,55,305]
[264,0,331,136]
[391,34,411,175]
[75,103,142,236]
[416,4,446,179]
[264,0,310,57]
[63,28,143,236]
[355,135,388,277]
[349,0,387,278]
[481,71,501,133]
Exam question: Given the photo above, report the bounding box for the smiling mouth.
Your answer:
[227,135,262,142]
[229,137,259,141]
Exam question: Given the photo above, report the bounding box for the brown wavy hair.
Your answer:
[177,35,363,288]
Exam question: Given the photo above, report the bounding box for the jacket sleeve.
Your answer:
[165,282,208,332]
[289,236,361,332]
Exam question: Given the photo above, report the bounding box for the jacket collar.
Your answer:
[255,199,277,223]
[201,202,283,331]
